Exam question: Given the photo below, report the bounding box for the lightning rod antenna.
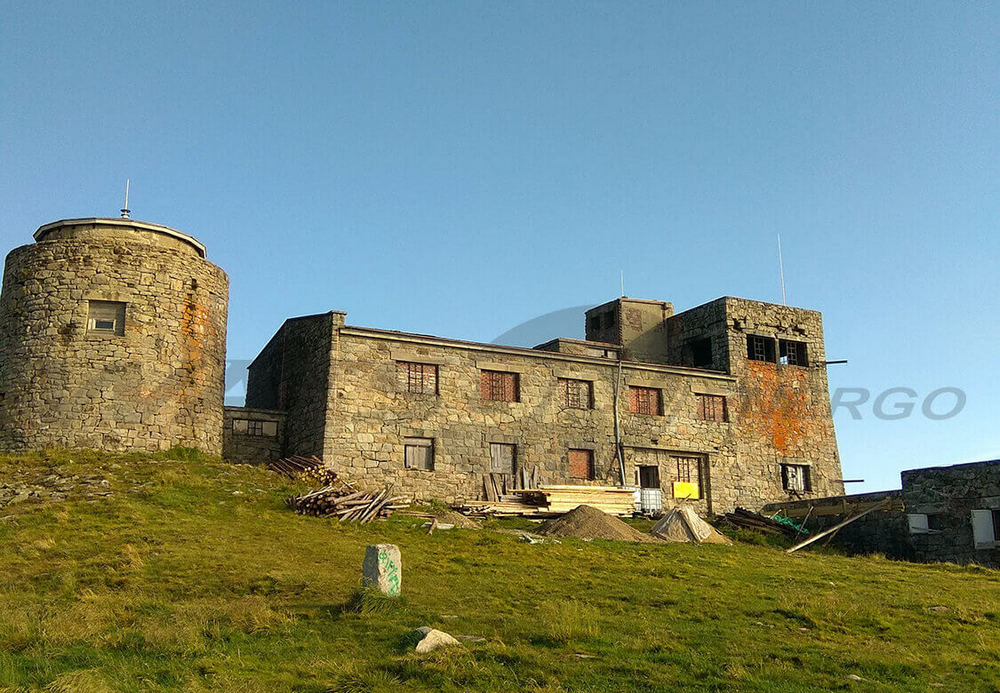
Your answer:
[120,179,131,219]
[777,233,786,305]
[620,270,625,298]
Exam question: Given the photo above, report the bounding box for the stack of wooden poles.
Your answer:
[269,456,409,523]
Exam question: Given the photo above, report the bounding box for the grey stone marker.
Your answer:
[362,544,402,596]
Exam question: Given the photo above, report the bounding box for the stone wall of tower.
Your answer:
[0,219,228,454]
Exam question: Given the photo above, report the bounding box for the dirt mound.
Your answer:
[437,510,481,529]
[540,504,660,543]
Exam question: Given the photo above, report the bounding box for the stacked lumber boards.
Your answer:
[533,485,637,515]
[288,485,409,523]
[463,484,637,517]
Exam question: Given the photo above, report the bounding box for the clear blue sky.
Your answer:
[2,2,997,491]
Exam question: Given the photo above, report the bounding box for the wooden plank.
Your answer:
[785,498,892,554]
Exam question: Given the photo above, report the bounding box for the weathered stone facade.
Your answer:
[222,406,285,465]
[246,296,845,512]
[0,218,228,454]
[902,460,1000,567]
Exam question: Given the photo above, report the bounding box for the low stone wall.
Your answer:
[222,407,285,465]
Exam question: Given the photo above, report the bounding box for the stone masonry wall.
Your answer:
[222,406,286,465]
[319,328,739,510]
[0,225,228,454]
[245,313,336,457]
[664,298,845,510]
[902,461,1000,567]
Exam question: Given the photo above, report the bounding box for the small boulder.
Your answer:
[413,626,462,654]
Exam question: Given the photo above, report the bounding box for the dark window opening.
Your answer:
[781,463,812,492]
[638,465,660,489]
[481,370,519,402]
[568,449,594,480]
[779,339,809,366]
[747,334,776,362]
[404,437,434,470]
[587,315,601,332]
[697,394,728,422]
[691,337,713,368]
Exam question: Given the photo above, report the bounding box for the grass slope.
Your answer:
[1,451,999,692]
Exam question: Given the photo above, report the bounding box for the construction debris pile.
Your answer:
[268,456,409,524]
[722,507,808,537]
[466,480,636,517]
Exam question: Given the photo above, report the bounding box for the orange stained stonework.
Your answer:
[742,360,814,456]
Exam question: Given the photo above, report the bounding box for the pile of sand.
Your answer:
[539,504,660,543]
[650,506,732,544]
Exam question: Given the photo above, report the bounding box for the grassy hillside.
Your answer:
[1,451,999,692]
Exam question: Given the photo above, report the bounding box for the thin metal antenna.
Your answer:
[120,179,131,219]
[620,270,625,298]
[777,233,786,305]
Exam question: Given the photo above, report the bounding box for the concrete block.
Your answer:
[362,543,401,596]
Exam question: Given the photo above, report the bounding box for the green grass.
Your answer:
[1,451,999,692]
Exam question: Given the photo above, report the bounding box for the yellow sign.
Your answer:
[673,481,699,500]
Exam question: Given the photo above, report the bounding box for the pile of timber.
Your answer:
[724,507,801,536]
[288,485,409,523]
[268,455,338,485]
[464,483,637,517]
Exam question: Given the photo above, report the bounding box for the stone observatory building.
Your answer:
[0,218,228,454]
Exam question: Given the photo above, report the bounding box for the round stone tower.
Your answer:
[0,218,228,454]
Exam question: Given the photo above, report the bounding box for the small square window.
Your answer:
[560,378,593,410]
[781,463,811,492]
[232,419,248,434]
[747,335,776,362]
[691,337,713,368]
[490,442,516,475]
[779,339,809,366]
[697,394,728,422]
[261,421,278,437]
[481,370,519,402]
[87,300,125,336]
[628,386,661,415]
[405,437,434,471]
[397,361,438,394]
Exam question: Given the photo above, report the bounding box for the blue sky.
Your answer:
[1,2,997,491]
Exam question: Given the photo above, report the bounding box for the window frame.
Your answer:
[231,418,278,438]
[696,393,728,422]
[559,378,593,410]
[780,463,812,492]
[397,361,438,395]
[628,385,662,416]
[404,437,435,471]
[87,300,126,336]
[481,370,519,403]
[746,334,776,363]
[779,339,809,367]
[568,448,595,480]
